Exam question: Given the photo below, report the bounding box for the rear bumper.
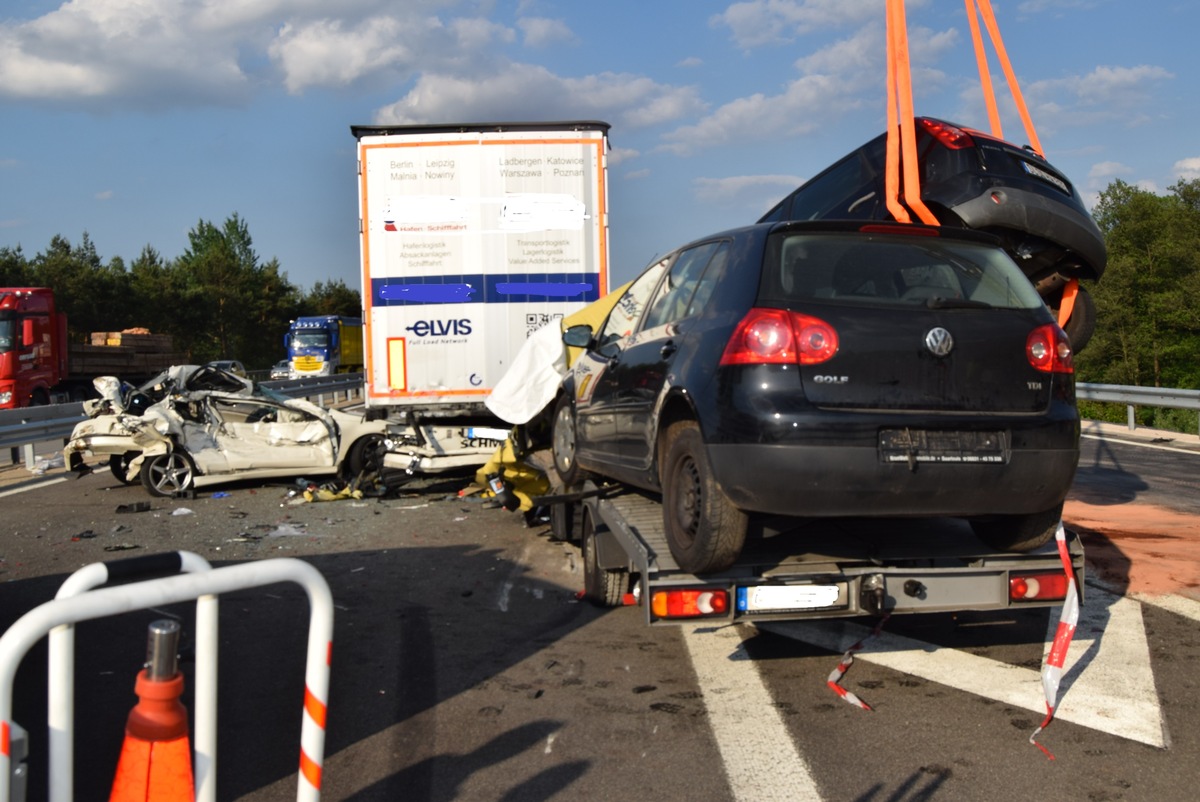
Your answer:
[709,438,1078,517]
[951,187,1106,281]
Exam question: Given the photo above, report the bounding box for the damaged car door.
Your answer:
[204,395,337,472]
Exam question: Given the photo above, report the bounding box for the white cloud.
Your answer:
[677,57,702,68]
[1088,161,1132,180]
[660,72,852,155]
[662,17,956,157]
[95,190,114,201]
[374,63,704,130]
[1026,64,1174,129]
[0,1,479,107]
[269,15,442,93]
[517,17,575,47]
[693,174,803,203]
[1173,157,1200,181]
[608,147,640,167]
[0,0,259,107]
[711,0,891,49]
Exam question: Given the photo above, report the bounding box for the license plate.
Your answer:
[1021,160,1070,194]
[464,426,510,442]
[736,584,842,612]
[879,429,1006,463]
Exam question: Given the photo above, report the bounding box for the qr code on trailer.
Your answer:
[525,312,564,337]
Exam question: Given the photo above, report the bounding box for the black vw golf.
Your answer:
[551,221,1080,574]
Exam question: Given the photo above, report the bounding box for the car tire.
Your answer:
[109,452,138,485]
[344,434,386,480]
[582,509,628,607]
[1056,284,1096,354]
[551,394,589,488]
[139,450,196,497]
[969,502,1063,553]
[661,421,749,574]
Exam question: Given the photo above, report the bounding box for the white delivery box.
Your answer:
[352,121,611,414]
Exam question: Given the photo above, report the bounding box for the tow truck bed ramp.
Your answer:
[563,483,1083,625]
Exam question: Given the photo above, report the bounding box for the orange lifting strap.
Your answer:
[884,0,1044,221]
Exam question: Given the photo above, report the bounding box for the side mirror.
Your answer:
[562,324,593,349]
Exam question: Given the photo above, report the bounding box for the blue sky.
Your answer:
[2,0,1196,292]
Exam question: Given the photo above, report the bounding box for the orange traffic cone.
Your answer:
[109,620,194,801]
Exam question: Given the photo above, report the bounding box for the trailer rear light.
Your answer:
[720,309,838,366]
[1009,572,1070,602]
[650,589,729,619]
[1026,323,1074,374]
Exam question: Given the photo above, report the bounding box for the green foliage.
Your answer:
[3,216,359,370]
[304,279,363,317]
[1077,179,1200,390]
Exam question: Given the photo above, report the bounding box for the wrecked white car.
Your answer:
[65,365,389,496]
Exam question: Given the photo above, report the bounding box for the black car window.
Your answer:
[760,232,1045,310]
[598,257,670,346]
[687,243,727,317]
[640,241,720,330]
[781,140,884,222]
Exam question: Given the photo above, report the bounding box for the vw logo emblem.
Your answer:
[925,327,954,356]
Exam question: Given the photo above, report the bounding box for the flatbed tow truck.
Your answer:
[548,481,1083,626]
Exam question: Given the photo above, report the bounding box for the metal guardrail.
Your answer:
[0,374,365,471]
[3,378,1197,472]
[1076,382,1200,436]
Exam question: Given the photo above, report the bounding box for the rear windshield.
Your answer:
[759,231,1046,310]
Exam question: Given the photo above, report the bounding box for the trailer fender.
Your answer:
[593,523,630,572]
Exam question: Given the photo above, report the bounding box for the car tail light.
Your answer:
[1010,572,1070,602]
[720,309,838,366]
[918,118,975,149]
[1026,324,1074,374]
[651,589,729,619]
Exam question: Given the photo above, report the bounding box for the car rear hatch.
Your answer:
[801,304,1049,413]
[759,226,1067,414]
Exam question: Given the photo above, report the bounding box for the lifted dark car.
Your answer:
[758,117,1106,351]
[552,221,1080,574]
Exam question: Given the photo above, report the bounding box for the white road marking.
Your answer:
[683,623,823,802]
[0,477,67,498]
[1132,592,1200,622]
[764,586,1166,748]
[1045,586,1166,748]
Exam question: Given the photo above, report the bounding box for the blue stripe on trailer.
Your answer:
[372,274,600,306]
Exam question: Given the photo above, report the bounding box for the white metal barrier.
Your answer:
[0,555,334,802]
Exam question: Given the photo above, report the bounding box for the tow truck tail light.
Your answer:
[651,588,730,619]
[1009,572,1070,602]
[720,309,838,366]
[1026,323,1074,374]
[919,118,975,149]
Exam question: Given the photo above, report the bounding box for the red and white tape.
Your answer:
[826,613,891,710]
[1030,521,1080,760]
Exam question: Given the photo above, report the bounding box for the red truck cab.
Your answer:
[0,288,68,409]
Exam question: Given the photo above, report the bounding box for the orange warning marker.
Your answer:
[109,619,195,802]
